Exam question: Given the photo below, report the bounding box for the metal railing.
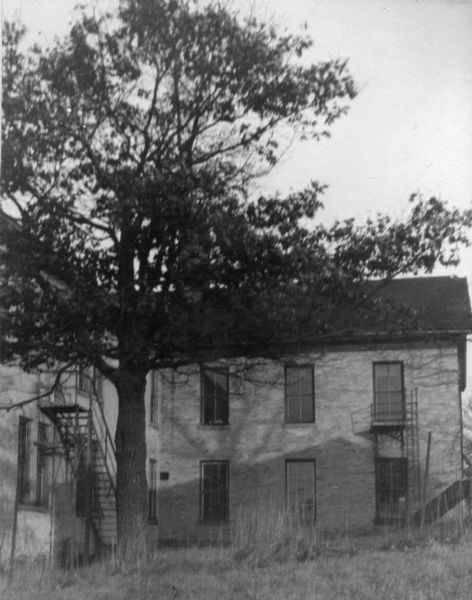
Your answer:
[90,392,117,497]
[351,396,406,436]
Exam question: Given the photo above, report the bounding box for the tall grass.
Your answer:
[2,507,472,599]
[230,506,322,564]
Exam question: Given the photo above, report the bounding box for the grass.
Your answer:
[3,517,472,599]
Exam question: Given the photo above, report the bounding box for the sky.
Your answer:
[2,0,472,278]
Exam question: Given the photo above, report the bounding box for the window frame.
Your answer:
[200,366,229,426]
[284,364,315,424]
[77,366,91,395]
[199,460,229,523]
[36,422,50,506]
[77,366,103,401]
[18,416,31,504]
[285,459,317,523]
[150,370,158,426]
[374,457,408,523]
[148,458,158,522]
[372,361,405,423]
[94,368,103,403]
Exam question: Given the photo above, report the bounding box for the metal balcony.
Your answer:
[352,400,405,441]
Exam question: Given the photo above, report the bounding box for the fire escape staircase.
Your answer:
[352,390,472,526]
[351,390,422,519]
[39,394,117,555]
[411,480,470,526]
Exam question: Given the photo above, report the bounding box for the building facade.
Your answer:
[0,366,159,568]
[0,276,471,565]
[156,277,471,542]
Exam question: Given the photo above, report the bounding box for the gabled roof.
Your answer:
[373,276,472,334]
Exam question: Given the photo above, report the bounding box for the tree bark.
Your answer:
[114,369,148,561]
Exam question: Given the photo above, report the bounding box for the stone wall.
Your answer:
[157,341,463,541]
[0,364,163,563]
[0,366,57,564]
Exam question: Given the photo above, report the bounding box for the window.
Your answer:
[77,367,103,402]
[375,457,407,522]
[148,459,157,522]
[200,461,229,522]
[77,366,93,395]
[150,370,158,425]
[373,362,404,423]
[94,369,103,403]
[36,423,49,506]
[201,367,229,426]
[75,453,87,514]
[18,417,31,504]
[286,460,316,522]
[285,365,314,423]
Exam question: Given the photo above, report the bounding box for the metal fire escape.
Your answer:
[351,389,421,522]
[39,382,117,560]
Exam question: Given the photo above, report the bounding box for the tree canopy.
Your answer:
[1,0,471,554]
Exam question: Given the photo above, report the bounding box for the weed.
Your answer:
[2,513,472,599]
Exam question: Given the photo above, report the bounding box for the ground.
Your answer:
[3,524,472,600]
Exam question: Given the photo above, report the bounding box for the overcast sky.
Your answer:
[3,0,472,277]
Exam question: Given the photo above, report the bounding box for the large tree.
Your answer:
[1,0,470,555]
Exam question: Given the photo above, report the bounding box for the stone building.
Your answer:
[0,366,159,567]
[0,275,471,565]
[156,277,472,542]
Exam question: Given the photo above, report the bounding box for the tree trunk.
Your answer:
[114,369,148,561]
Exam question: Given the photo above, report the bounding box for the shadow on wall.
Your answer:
[157,433,463,545]
[0,497,14,564]
[157,435,377,544]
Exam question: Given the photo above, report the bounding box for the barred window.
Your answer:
[286,460,316,522]
[200,461,229,522]
[285,365,314,423]
[201,367,229,426]
[375,457,407,522]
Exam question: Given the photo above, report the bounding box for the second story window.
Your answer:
[77,366,93,396]
[94,369,103,403]
[201,367,229,426]
[373,362,404,423]
[285,365,314,423]
[77,366,103,402]
[150,370,158,425]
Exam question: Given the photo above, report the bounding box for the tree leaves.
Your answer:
[1,1,471,377]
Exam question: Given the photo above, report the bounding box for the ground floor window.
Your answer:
[375,457,407,522]
[286,459,316,522]
[149,459,158,522]
[18,417,31,504]
[200,461,229,522]
[36,422,50,506]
